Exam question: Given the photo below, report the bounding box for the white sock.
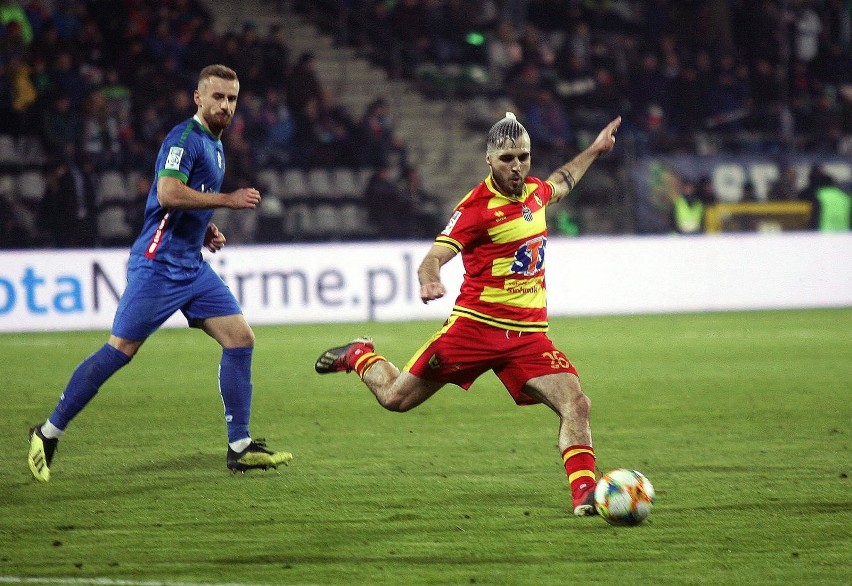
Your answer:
[41,421,65,439]
[229,437,252,452]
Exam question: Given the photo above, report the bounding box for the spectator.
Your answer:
[256,86,295,168]
[363,164,410,239]
[80,88,122,171]
[356,97,407,170]
[0,0,33,46]
[487,20,523,86]
[804,87,845,153]
[798,166,851,231]
[77,17,105,71]
[183,26,222,74]
[260,23,290,89]
[4,53,37,136]
[52,1,84,42]
[0,194,29,248]
[234,21,266,91]
[286,51,323,116]
[704,56,751,133]
[747,57,784,134]
[40,90,81,160]
[399,165,443,238]
[628,51,667,127]
[695,175,717,206]
[768,164,799,201]
[390,0,430,78]
[49,51,88,108]
[523,87,573,172]
[1,18,27,58]
[38,147,98,248]
[798,164,830,205]
[292,91,355,169]
[671,177,704,235]
[792,4,823,64]
[668,64,704,137]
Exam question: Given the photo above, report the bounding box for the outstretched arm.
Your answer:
[547,116,621,204]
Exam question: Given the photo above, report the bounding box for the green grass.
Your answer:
[1,308,850,585]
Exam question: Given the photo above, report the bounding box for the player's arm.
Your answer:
[417,244,456,304]
[547,116,621,204]
[157,176,261,210]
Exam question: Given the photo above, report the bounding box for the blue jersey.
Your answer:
[130,116,225,277]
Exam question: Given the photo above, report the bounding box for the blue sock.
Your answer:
[48,344,131,430]
[219,347,253,443]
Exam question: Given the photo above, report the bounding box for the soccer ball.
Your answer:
[594,468,655,526]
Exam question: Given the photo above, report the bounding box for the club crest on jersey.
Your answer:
[510,236,546,276]
[521,204,534,222]
[165,146,184,170]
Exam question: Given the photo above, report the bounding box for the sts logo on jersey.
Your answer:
[510,236,546,276]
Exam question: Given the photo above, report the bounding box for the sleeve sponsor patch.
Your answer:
[441,210,462,235]
[165,146,184,170]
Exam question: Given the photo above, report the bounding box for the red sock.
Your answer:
[354,352,384,378]
[562,445,596,502]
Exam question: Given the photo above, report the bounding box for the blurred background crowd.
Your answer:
[0,0,850,249]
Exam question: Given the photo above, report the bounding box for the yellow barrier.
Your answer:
[704,202,812,233]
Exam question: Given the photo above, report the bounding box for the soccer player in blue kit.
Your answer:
[27,65,292,481]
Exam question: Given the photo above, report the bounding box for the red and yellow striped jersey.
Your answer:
[434,174,556,332]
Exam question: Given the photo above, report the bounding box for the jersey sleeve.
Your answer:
[157,128,197,184]
[434,199,486,254]
[540,178,556,206]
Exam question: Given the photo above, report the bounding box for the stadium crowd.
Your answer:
[305,0,852,155]
[0,0,851,248]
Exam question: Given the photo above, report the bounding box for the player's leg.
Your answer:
[27,264,166,483]
[192,266,292,472]
[363,367,443,412]
[27,335,142,482]
[315,338,444,411]
[523,372,597,516]
[198,313,257,448]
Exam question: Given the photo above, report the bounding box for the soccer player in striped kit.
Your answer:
[28,65,292,481]
[316,111,620,516]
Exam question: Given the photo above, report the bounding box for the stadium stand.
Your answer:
[0,0,849,247]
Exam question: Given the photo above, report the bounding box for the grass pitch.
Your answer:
[2,308,850,585]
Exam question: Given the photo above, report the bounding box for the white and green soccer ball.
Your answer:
[594,468,655,526]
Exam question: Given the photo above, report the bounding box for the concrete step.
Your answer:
[200,0,488,208]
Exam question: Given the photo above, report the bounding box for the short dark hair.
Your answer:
[198,64,238,86]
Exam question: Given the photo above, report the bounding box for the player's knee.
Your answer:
[225,322,255,348]
[380,393,411,412]
[573,390,591,419]
[237,328,255,347]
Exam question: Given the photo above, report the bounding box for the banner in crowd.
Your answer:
[1,234,850,333]
[632,155,852,233]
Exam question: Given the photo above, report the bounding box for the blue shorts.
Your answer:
[112,260,242,341]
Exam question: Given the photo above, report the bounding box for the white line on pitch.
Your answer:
[0,578,320,586]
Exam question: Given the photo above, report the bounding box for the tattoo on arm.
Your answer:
[558,169,576,191]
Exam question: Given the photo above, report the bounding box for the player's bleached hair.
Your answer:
[198,64,238,86]
[486,111,528,155]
